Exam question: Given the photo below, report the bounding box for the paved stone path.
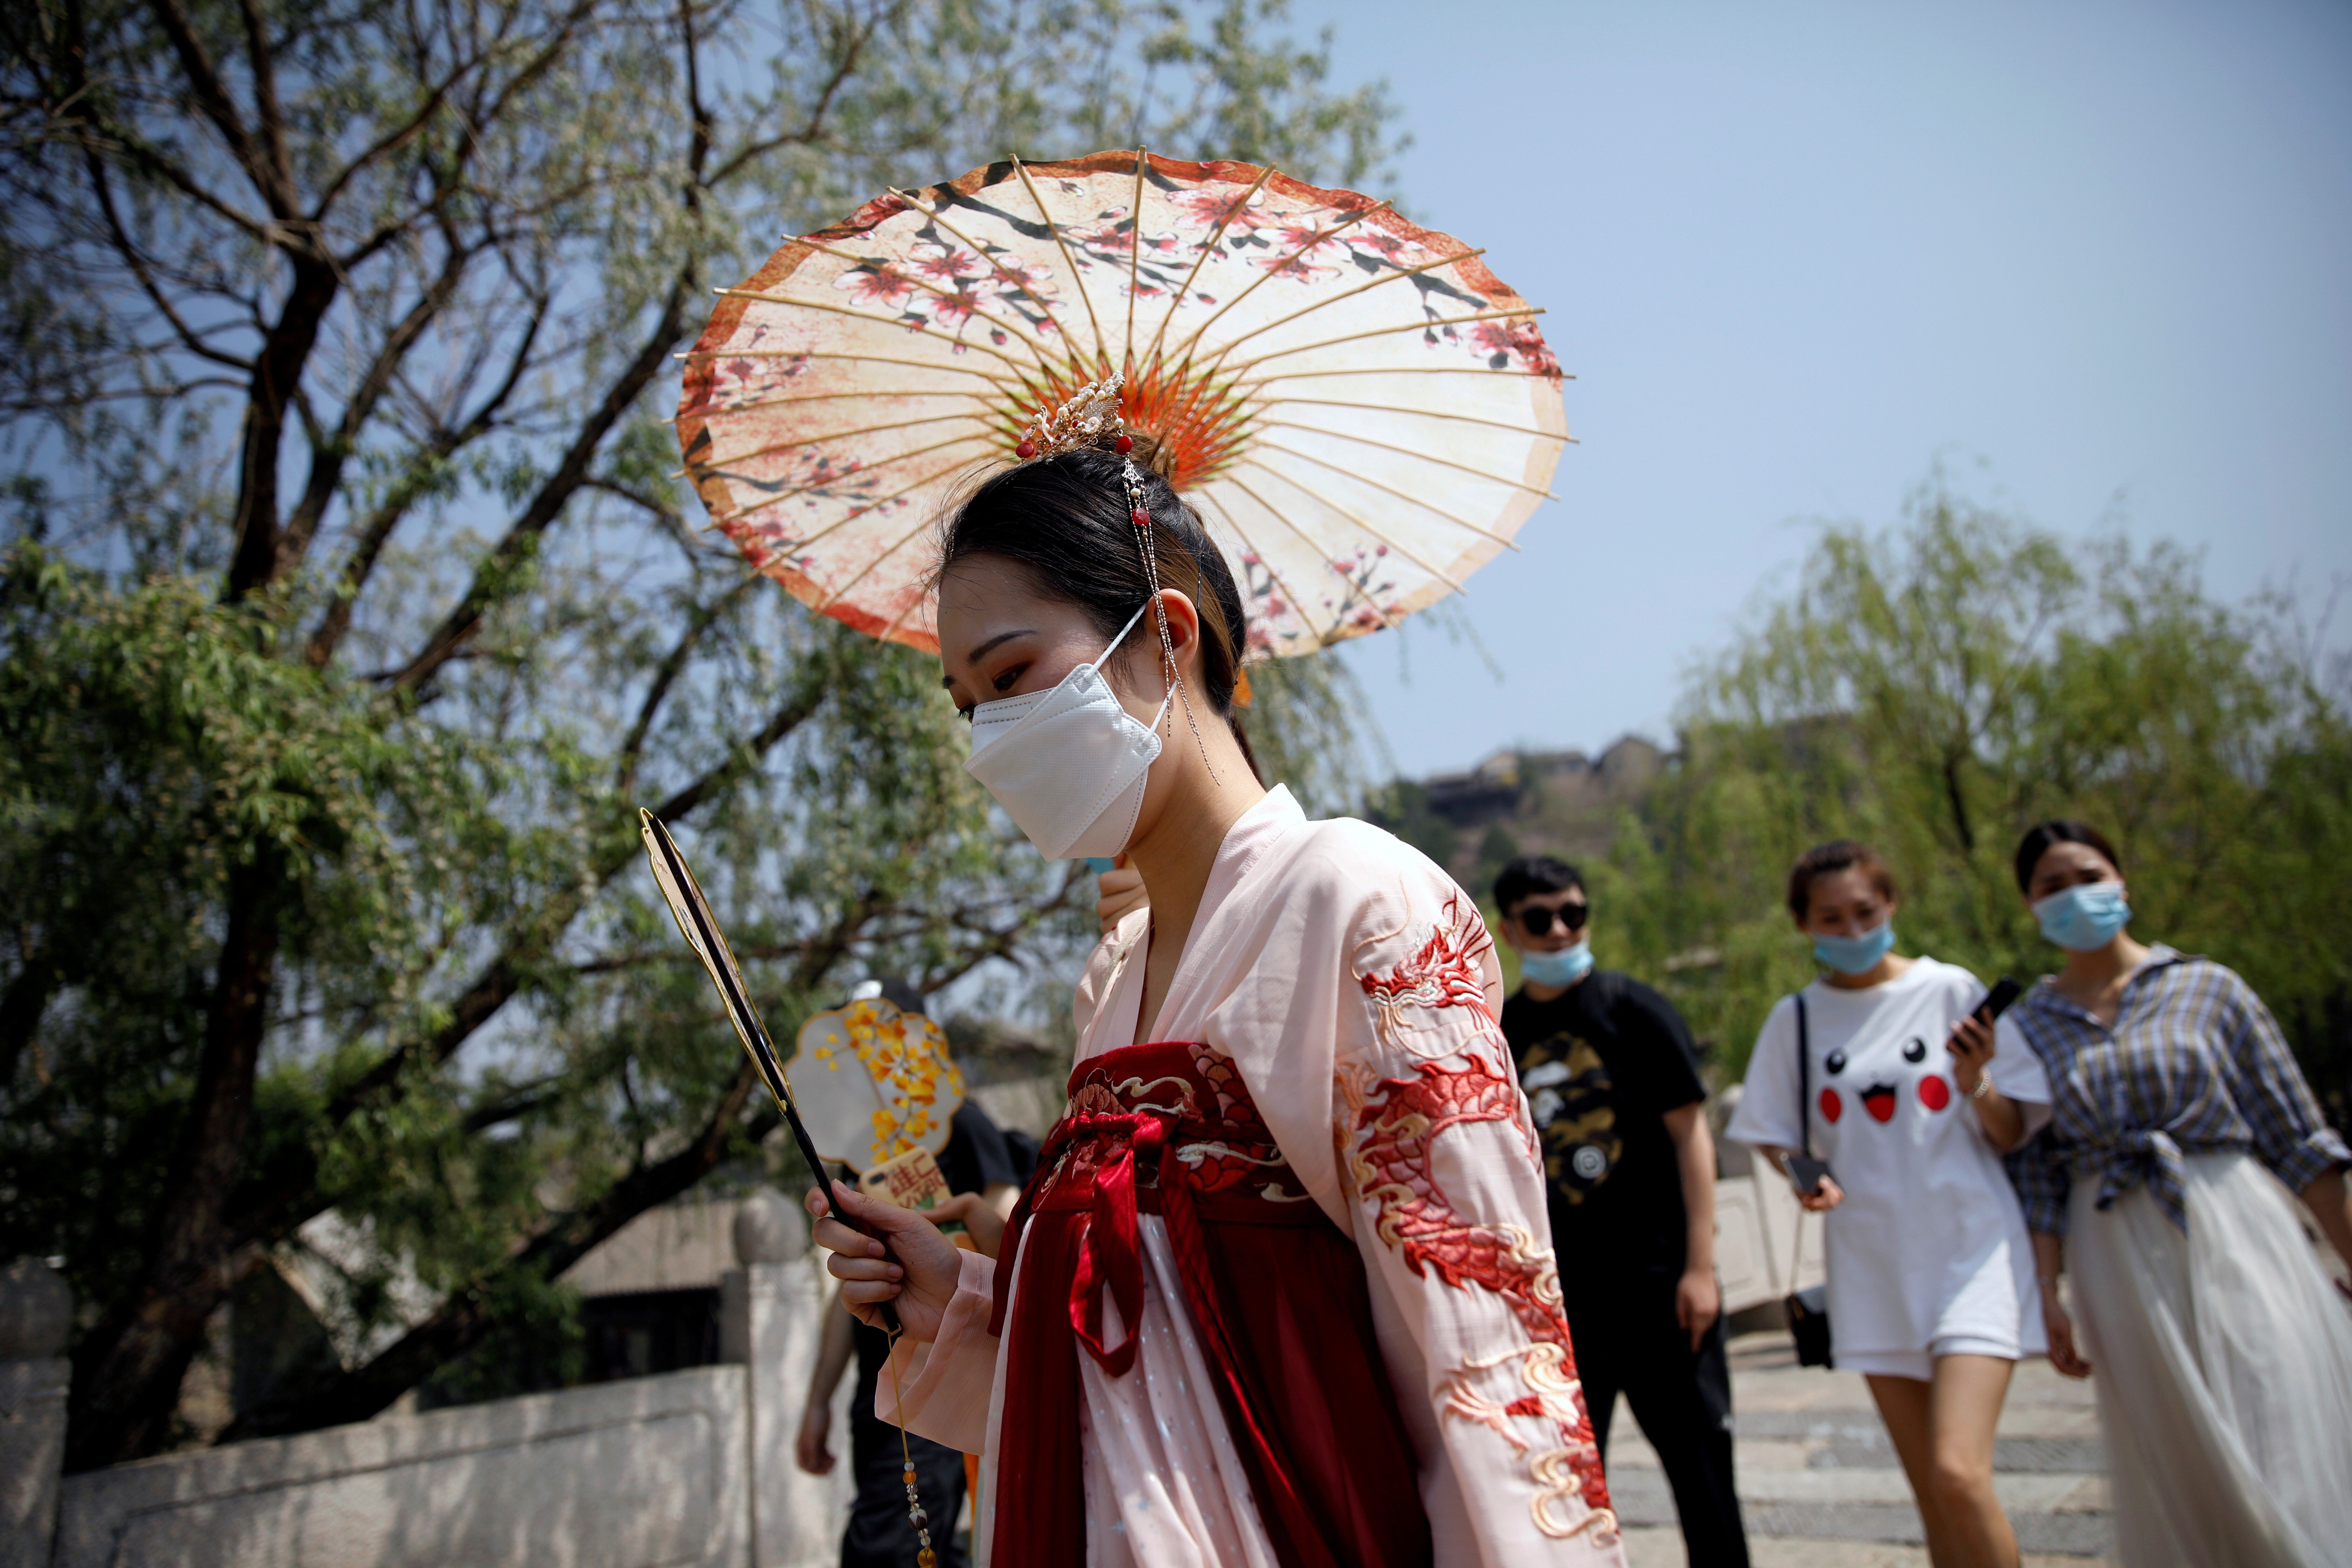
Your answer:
[1605,1331,2113,1567]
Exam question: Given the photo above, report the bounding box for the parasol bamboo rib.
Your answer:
[1244,364,1561,383]
[880,189,1086,377]
[793,237,1063,364]
[1188,488,1350,644]
[674,349,1006,378]
[1224,307,1546,376]
[1275,396,1566,440]
[709,433,993,527]
[714,290,1034,374]
[875,573,940,643]
[684,410,989,478]
[1230,457,1467,592]
[741,453,990,560]
[1258,419,1561,498]
[1124,148,1147,376]
[676,350,1017,397]
[1213,474,1406,633]
[710,461,978,552]
[1010,156,1109,370]
[1140,162,1279,373]
[1195,248,1489,372]
[810,500,946,612]
[1162,197,1396,372]
[672,386,990,427]
[1254,438,1524,548]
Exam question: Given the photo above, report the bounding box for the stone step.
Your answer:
[1620,1531,2103,1568]
[1607,1471,2112,1557]
[1604,1333,2118,1561]
[1713,1411,2107,1475]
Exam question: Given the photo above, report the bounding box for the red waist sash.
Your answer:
[987,1042,1431,1568]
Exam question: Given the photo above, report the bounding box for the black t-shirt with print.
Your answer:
[1500,969,1708,1290]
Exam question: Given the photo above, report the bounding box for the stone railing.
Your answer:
[4,1192,858,1568]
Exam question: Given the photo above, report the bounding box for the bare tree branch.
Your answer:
[280,233,483,566]
[303,286,550,667]
[384,269,692,692]
[614,572,758,793]
[140,0,296,224]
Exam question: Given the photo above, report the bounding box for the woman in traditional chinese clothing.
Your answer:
[806,388,1625,1567]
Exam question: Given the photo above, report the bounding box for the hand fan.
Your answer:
[635,808,897,1327]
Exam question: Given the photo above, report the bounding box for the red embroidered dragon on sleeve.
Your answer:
[1346,892,1615,1544]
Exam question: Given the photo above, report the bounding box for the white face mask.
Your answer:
[964,601,1170,860]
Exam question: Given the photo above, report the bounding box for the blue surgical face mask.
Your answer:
[1519,940,1593,989]
[2033,881,2131,952]
[1813,919,1895,976]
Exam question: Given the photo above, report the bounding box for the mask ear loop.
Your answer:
[1121,451,1219,785]
[1093,597,1176,735]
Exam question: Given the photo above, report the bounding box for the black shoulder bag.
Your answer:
[1782,994,1834,1368]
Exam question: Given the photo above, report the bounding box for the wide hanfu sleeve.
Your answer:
[1330,862,1625,1563]
[872,1245,999,1454]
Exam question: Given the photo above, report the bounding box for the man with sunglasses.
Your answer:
[1495,856,1748,1567]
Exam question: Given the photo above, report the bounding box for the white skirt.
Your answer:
[2067,1152,2352,1568]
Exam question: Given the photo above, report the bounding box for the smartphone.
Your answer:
[1974,975,2024,1024]
[1787,1154,1834,1196]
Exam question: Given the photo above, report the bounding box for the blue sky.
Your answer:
[1280,0,2352,778]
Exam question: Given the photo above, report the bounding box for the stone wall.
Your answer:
[1,1257,72,1568]
[55,1366,751,1568]
[10,1191,861,1568]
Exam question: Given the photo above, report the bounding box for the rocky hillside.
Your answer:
[1369,736,1668,899]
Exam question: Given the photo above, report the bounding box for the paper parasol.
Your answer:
[676,149,1568,657]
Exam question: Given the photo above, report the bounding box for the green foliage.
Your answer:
[0,546,539,1312]
[1364,776,1460,868]
[1237,648,1368,816]
[1597,475,2352,1108]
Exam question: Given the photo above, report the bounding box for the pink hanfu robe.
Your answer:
[880,787,1625,1566]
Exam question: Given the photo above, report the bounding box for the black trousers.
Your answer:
[841,1395,970,1568]
[1569,1279,1750,1568]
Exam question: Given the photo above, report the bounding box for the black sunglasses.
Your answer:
[1513,901,1589,937]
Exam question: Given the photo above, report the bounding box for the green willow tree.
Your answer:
[0,0,1393,1466]
[1598,477,2352,1097]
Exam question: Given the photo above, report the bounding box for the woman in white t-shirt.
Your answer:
[1727,841,2051,1568]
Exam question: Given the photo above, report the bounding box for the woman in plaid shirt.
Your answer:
[1999,820,2352,1568]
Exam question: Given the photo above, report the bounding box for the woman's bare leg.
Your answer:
[1865,1373,1955,1568]
[1925,1353,2018,1568]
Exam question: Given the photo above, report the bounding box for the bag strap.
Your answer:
[1787,992,1815,1299]
[1795,993,1812,1160]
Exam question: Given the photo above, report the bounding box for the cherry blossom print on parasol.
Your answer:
[676,148,1569,658]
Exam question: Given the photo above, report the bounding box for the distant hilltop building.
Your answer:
[1373,736,1667,893]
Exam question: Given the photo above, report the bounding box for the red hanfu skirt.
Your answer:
[986,1041,1433,1568]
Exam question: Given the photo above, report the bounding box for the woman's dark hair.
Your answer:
[939,439,1260,777]
[1786,839,1897,919]
[2012,819,2123,894]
